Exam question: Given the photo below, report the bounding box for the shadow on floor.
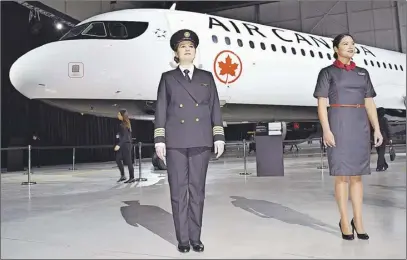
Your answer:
[120,200,177,246]
[230,196,339,236]
[328,192,406,210]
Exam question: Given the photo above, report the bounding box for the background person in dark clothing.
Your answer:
[376,107,392,171]
[115,109,135,183]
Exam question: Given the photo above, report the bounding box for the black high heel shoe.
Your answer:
[351,219,369,240]
[339,221,354,240]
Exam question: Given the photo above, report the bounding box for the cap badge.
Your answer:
[184,31,190,38]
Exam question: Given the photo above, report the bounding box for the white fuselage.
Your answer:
[9,8,406,122]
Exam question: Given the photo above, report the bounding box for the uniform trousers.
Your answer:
[116,142,134,178]
[166,146,211,245]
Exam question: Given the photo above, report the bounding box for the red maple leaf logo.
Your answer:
[218,55,239,83]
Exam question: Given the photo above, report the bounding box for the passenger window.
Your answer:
[291,47,296,55]
[310,50,314,57]
[212,35,218,43]
[318,52,323,59]
[400,65,404,71]
[108,22,128,38]
[364,59,368,65]
[281,46,286,53]
[383,62,386,69]
[249,41,254,48]
[237,39,243,47]
[370,60,374,66]
[260,42,265,50]
[389,63,392,69]
[225,37,231,45]
[327,53,331,60]
[301,49,306,56]
[271,44,276,51]
[377,61,380,68]
[82,22,107,37]
[395,64,398,70]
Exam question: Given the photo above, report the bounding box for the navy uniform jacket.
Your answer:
[154,67,225,148]
[117,123,132,147]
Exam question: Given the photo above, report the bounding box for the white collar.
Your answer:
[179,65,194,75]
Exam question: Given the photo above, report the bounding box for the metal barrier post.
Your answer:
[239,139,251,176]
[70,148,77,171]
[135,142,147,182]
[22,145,36,185]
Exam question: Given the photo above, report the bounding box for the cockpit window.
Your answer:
[108,22,128,38]
[60,23,88,40]
[82,22,107,37]
[59,21,149,41]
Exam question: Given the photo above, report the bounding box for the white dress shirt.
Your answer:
[179,65,194,79]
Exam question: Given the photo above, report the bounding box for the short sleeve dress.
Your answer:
[313,61,377,176]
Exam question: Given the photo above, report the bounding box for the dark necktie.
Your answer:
[184,69,191,82]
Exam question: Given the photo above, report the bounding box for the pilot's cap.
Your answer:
[170,29,199,51]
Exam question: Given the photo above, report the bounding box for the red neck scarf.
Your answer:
[333,59,356,71]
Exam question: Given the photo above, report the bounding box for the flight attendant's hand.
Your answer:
[374,130,383,147]
[214,141,225,158]
[114,145,120,151]
[155,143,166,164]
[323,131,336,147]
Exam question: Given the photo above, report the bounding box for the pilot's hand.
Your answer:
[214,141,225,159]
[155,143,166,164]
[114,145,120,151]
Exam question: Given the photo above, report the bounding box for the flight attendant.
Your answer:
[313,33,383,240]
[154,29,225,253]
[115,109,135,183]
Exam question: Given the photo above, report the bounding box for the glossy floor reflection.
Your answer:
[1,154,406,259]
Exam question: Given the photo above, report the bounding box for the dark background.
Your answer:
[0,1,254,169]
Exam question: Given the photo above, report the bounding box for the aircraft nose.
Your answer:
[9,44,56,99]
[10,49,37,98]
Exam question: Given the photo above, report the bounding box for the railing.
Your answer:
[1,137,404,186]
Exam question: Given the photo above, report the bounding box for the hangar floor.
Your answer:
[1,151,406,259]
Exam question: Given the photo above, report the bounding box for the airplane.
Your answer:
[9,7,406,143]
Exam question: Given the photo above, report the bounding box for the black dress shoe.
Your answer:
[351,219,369,240]
[191,242,204,252]
[177,244,190,253]
[339,221,354,240]
[117,176,126,182]
[124,178,136,183]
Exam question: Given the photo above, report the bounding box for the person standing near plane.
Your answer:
[375,107,392,171]
[115,109,135,183]
[154,29,225,253]
[313,33,383,241]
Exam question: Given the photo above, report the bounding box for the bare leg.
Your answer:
[350,176,365,233]
[335,176,352,234]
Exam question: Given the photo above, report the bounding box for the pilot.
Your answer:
[313,33,383,241]
[154,29,225,253]
[114,109,135,183]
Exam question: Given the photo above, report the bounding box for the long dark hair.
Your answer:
[332,33,354,59]
[119,109,132,132]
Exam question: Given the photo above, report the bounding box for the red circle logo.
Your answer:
[213,50,243,84]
